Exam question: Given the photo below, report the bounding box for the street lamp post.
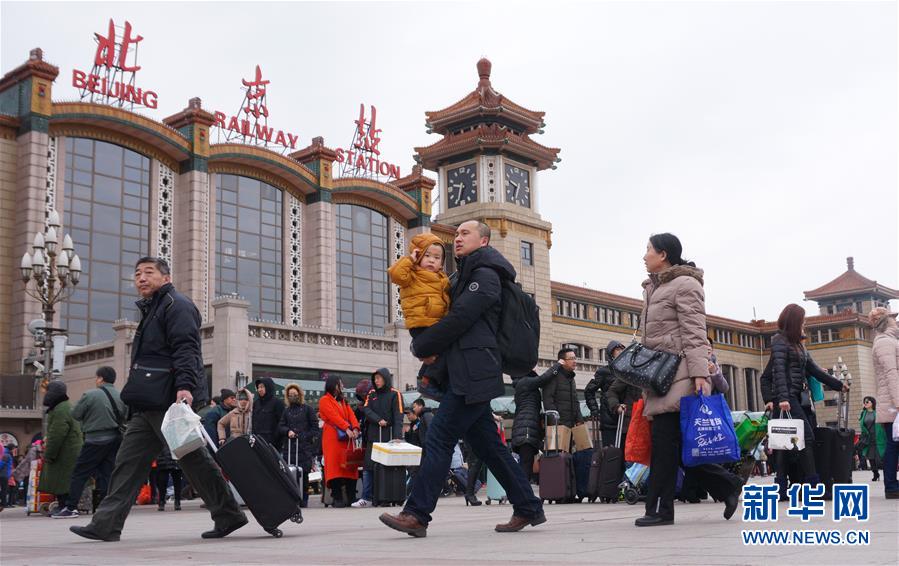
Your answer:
[19,209,82,385]
[832,356,852,429]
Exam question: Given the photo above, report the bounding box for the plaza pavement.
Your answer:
[1,477,896,565]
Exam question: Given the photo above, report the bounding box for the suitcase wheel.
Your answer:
[290,511,303,524]
[624,489,639,505]
[485,499,491,505]
[266,528,283,538]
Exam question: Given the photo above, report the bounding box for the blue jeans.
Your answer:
[362,469,373,501]
[882,423,898,493]
[403,390,542,525]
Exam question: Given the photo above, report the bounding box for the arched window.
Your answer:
[744,368,759,412]
[336,204,388,334]
[61,138,151,345]
[215,174,283,321]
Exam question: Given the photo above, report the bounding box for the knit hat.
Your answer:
[355,379,372,401]
[220,388,236,401]
[869,307,897,332]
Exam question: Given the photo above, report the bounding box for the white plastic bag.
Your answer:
[767,415,805,451]
[892,411,899,442]
[161,402,205,459]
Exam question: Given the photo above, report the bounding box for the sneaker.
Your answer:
[52,507,80,519]
[350,499,372,508]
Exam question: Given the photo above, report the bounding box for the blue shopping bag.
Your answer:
[680,393,740,467]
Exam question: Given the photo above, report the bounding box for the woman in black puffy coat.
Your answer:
[762,304,847,497]
[278,383,318,507]
[511,370,557,482]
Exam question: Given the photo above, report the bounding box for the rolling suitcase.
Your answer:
[597,412,624,502]
[286,437,305,504]
[372,462,406,506]
[371,430,406,507]
[205,430,303,537]
[539,411,576,504]
[831,383,854,490]
[485,468,507,504]
[586,416,604,501]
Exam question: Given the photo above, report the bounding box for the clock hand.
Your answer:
[511,180,520,199]
[452,183,463,205]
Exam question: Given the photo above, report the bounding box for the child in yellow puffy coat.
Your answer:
[387,233,450,397]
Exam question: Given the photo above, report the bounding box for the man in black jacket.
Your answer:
[541,348,582,435]
[71,257,246,542]
[380,221,544,537]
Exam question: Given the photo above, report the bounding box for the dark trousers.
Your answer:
[64,438,121,510]
[774,398,817,493]
[0,476,7,506]
[517,444,539,482]
[882,423,899,493]
[88,411,245,538]
[155,468,183,504]
[645,412,741,520]
[404,390,542,525]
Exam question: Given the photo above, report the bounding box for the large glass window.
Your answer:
[215,174,282,321]
[336,204,388,334]
[61,138,151,345]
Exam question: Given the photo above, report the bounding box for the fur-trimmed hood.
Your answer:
[643,264,704,290]
[283,383,305,406]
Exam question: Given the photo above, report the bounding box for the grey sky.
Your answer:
[3,1,896,321]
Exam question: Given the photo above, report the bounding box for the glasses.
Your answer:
[563,357,577,361]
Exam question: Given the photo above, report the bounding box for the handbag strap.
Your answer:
[99,386,124,429]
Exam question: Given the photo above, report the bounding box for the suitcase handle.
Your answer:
[615,410,624,449]
[544,410,561,453]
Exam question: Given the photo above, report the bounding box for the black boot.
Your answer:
[465,494,482,506]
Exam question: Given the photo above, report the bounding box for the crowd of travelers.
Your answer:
[6,225,895,543]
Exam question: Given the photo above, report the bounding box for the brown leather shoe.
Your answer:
[379,512,427,538]
[495,512,547,533]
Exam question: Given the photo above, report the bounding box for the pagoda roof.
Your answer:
[804,257,899,301]
[415,122,561,170]
[424,58,546,135]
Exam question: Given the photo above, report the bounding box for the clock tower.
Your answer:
[415,58,561,361]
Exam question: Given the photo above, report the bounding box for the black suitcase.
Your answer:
[598,412,625,502]
[586,417,604,501]
[831,428,854,486]
[372,462,407,506]
[211,433,303,537]
[539,411,576,503]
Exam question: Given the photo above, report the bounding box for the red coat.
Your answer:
[319,393,360,483]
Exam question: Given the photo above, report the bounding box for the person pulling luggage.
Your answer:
[353,369,404,508]
[279,383,318,507]
[70,257,246,542]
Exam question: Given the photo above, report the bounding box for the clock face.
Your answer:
[447,164,477,208]
[504,163,531,207]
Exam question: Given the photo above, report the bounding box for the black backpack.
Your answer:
[496,279,541,377]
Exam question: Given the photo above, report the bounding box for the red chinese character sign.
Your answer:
[337,104,401,181]
[72,19,158,109]
[213,65,299,152]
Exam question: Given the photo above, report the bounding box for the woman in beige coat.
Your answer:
[869,307,899,498]
[635,233,741,527]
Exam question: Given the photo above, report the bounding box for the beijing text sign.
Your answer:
[72,19,159,109]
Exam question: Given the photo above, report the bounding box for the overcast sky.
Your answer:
[3,1,896,321]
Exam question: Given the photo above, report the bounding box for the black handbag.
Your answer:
[609,341,682,396]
